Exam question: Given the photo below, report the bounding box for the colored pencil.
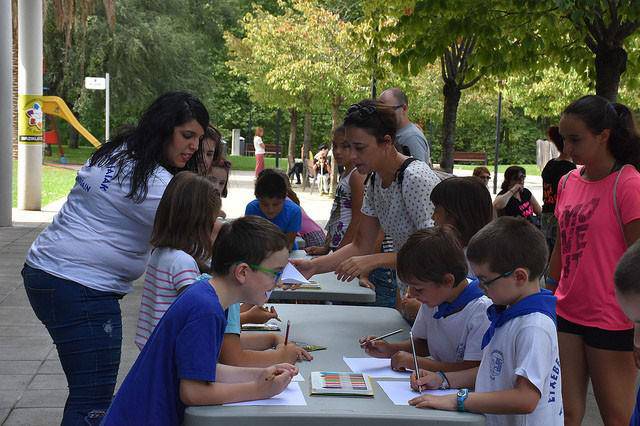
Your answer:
[410,331,422,392]
[360,328,403,346]
[284,320,291,345]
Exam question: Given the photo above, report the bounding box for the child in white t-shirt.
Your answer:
[410,217,563,426]
[360,226,490,373]
[135,171,221,350]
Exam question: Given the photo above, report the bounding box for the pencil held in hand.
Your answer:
[410,331,422,392]
[284,320,291,345]
[359,328,403,347]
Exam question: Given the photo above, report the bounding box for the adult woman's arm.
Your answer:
[291,214,382,279]
[492,186,518,210]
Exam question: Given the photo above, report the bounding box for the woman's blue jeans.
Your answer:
[368,267,397,308]
[22,264,122,425]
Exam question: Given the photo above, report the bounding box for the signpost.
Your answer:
[85,73,110,142]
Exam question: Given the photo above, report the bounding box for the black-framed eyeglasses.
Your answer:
[478,270,514,287]
[389,104,405,110]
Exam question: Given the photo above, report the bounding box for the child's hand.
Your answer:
[242,305,279,324]
[358,336,396,358]
[400,296,421,322]
[277,343,314,363]
[409,394,457,411]
[305,245,330,256]
[289,259,316,279]
[258,364,297,398]
[390,351,414,371]
[410,369,441,391]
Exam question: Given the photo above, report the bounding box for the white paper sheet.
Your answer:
[281,262,310,285]
[223,382,307,406]
[343,357,413,379]
[377,381,458,405]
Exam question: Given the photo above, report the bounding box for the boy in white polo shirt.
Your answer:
[360,226,491,373]
[409,217,563,425]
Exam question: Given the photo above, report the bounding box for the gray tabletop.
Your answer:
[268,252,376,304]
[184,304,485,426]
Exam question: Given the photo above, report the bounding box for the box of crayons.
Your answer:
[310,372,374,397]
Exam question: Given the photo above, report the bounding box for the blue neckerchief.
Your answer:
[433,279,484,319]
[481,289,557,349]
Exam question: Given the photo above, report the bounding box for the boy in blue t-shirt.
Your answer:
[613,241,640,426]
[245,168,301,250]
[102,217,298,425]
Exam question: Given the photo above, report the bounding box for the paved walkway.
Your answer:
[0,169,604,425]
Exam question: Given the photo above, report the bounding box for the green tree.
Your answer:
[547,0,640,102]
[225,0,368,185]
[367,0,550,172]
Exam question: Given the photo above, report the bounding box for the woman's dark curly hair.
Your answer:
[343,99,397,143]
[89,91,209,202]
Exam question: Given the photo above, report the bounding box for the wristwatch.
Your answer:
[456,388,469,412]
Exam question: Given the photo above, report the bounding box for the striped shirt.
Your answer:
[135,247,199,350]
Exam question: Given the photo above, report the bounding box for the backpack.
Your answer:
[364,158,452,191]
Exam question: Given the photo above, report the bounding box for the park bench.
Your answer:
[453,151,488,165]
[244,143,281,157]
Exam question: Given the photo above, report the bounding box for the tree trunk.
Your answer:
[440,80,461,173]
[594,44,627,102]
[329,96,342,194]
[287,108,297,170]
[302,111,312,189]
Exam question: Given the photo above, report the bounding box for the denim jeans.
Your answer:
[368,267,397,308]
[22,264,122,426]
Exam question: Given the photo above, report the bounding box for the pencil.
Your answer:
[410,331,422,392]
[284,320,291,345]
[360,328,404,346]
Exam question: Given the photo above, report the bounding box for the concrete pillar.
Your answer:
[17,0,43,210]
[0,0,14,225]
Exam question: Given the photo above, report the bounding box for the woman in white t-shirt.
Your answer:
[292,99,440,317]
[22,92,209,425]
[254,126,266,177]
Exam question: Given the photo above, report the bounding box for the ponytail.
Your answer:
[610,103,640,169]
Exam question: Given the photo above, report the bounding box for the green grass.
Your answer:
[455,164,541,176]
[228,155,288,172]
[12,161,78,208]
[45,148,291,172]
[44,145,96,165]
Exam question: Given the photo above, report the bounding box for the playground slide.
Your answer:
[41,96,101,148]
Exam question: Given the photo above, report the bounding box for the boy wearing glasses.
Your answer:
[360,226,491,373]
[102,217,298,425]
[409,217,563,425]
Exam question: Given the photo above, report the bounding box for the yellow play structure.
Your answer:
[42,96,101,148]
